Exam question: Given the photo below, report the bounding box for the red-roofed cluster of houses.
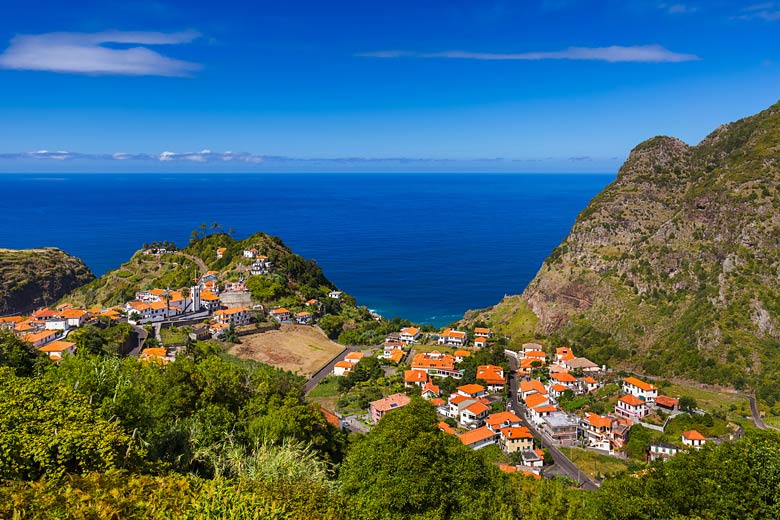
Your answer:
[0,303,117,360]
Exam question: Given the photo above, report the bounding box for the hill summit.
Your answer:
[487,102,780,406]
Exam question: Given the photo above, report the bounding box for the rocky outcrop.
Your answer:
[0,248,95,315]
[487,102,780,402]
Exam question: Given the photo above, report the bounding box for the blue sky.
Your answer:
[1,0,779,172]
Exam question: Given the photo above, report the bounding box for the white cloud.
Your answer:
[0,30,201,76]
[661,3,698,14]
[737,2,780,20]
[358,44,699,63]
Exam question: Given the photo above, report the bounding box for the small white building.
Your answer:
[682,430,707,449]
[399,327,420,344]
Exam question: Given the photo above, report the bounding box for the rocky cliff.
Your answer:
[0,248,95,315]
[487,102,780,405]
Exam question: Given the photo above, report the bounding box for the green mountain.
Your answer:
[0,248,94,315]
[486,102,780,406]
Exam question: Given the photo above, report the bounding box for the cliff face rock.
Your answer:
[496,102,780,403]
[0,248,95,315]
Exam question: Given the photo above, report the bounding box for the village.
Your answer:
[322,325,735,483]
[0,242,746,487]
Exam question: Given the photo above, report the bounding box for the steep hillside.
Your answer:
[484,102,780,406]
[0,248,94,315]
[64,231,337,308]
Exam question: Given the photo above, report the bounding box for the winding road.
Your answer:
[507,354,600,490]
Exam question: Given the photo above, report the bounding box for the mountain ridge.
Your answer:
[481,101,780,407]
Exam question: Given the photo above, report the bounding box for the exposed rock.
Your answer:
[0,248,95,315]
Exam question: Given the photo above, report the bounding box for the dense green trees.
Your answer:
[597,430,780,520]
[0,331,45,376]
[0,367,138,480]
[339,399,507,519]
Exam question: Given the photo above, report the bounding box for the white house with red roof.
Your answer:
[399,327,421,344]
[333,360,353,376]
[474,336,487,348]
[460,401,491,429]
[682,430,707,449]
[476,364,506,392]
[437,328,467,347]
[270,307,291,322]
[623,377,658,404]
[474,327,492,338]
[458,426,498,450]
[615,394,649,420]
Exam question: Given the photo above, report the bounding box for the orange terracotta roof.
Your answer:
[334,361,352,369]
[411,352,456,371]
[388,349,404,363]
[14,321,36,332]
[583,376,598,384]
[521,357,547,369]
[454,349,471,357]
[458,426,496,445]
[533,405,558,413]
[550,384,569,392]
[438,421,457,435]
[465,401,490,415]
[501,426,533,439]
[449,394,471,405]
[215,307,249,316]
[345,352,365,361]
[321,408,340,429]
[682,430,706,441]
[141,348,167,359]
[551,372,577,383]
[497,463,517,473]
[619,394,646,407]
[587,414,613,429]
[486,411,521,428]
[400,327,420,336]
[520,379,547,395]
[440,328,466,339]
[525,393,549,408]
[521,471,542,480]
[422,382,440,395]
[271,307,290,314]
[524,350,547,359]
[296,311,312,317]
[23,330,56,343]
[370,393,411,413]
[431,398,446,406]
[60,309,86,319]
[624,376,657,392]
[655,395,679,407]
[474,327,491,334]
[200,291,220,301]
[457,383,486,395]
[0,316,24,323]
[404,370,428,383]
[38,340,75,353]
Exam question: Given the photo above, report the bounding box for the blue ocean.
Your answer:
[0,173,612,325]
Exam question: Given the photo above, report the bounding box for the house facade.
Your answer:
[623,377,658,404]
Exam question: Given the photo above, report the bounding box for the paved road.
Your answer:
[304,343,356,394]
[748,395,770,429]
[507,355,599,490]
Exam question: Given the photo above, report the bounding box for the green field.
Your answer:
[659,382,748,414]
[308,376,341,410]
[566,448,631,480]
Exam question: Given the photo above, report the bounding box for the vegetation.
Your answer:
[0,247,94,314]
[5,325,780,518]
[481,102,780,409]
